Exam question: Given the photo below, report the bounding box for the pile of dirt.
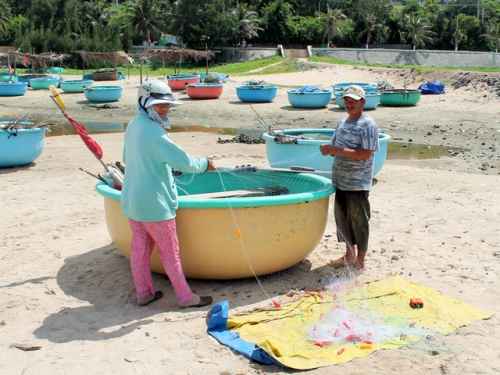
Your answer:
[450,72,500,96]
[368,67,500,96]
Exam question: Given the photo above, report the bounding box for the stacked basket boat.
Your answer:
[167,73,200,91]
[333,82,381,110]
[186,72,225,99]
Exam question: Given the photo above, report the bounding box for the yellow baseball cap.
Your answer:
[343,85,366,101]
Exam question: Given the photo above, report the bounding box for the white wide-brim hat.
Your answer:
[144,93,182,108]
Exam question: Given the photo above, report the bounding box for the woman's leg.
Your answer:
[129,219,159,304]
[144,219,195,305]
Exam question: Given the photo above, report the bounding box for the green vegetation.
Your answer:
[309,55,500,73]
[251,58,306,75]
[9,56,291,76]
[214,56,284,75]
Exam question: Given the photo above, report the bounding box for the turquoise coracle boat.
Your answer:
[335,91,381,110]
[333,82,378,94]
[61,79,94,93]
[287,87,332,108]
[0,72,18,82]
[380,89,421,106]
[0,82,28,96]
[0,122,46,167]
[263,128,390,178]
[236,85,278,103]
[30,76,60,90]
[84,85,123,103]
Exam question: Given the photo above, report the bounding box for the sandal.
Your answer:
[179,295,213,308]
[137,290,164,306]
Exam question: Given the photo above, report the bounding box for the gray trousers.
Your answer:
[334,189,371,253]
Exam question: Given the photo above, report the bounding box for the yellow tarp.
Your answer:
[227,276,492,370]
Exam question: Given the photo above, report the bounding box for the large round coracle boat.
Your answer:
[186,83,223,99]
[263,128,391,178]
[95,169,334,279]
[0,122,46,167]
[167,74,200,90]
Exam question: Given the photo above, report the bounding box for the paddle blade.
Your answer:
[49,85,65,111]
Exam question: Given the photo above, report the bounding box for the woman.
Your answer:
[122,79,214,307]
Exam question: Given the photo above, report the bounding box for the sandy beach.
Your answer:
[1,64,499,374]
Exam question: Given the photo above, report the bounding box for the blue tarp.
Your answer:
[206,301,276,366]
[419,80,445,94]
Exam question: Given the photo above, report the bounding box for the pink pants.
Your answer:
[128,219,193,304]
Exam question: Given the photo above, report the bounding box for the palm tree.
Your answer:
[322,7,346,47]
[0,7,11,37]
[400,14,435,50]
[360,13,386,49]
[237,8,262,47]
[453,15,467,52]
[482,21,500,53]
[124,0,163,45]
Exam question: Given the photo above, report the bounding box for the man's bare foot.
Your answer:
[353,259,365,271]
[329,255,356,269]
[354,251,366,271]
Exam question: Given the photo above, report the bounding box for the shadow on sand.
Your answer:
[34,243,340,344]
[0,162,37,175]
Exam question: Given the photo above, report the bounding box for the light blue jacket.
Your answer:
[121,109,208,221]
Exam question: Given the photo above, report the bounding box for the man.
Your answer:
[320,85,379,271]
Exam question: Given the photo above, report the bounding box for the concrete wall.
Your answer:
[312,48,500,68]
[216,47,278,63]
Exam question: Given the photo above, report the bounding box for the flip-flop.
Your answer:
[137,290,164,306]
[180,295,213,308]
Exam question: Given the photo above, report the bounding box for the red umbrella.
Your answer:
[65,113,104,161]
[49,86,106,168]
[49,86,123,189]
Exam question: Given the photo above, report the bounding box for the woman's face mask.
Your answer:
[147,105,171,129]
